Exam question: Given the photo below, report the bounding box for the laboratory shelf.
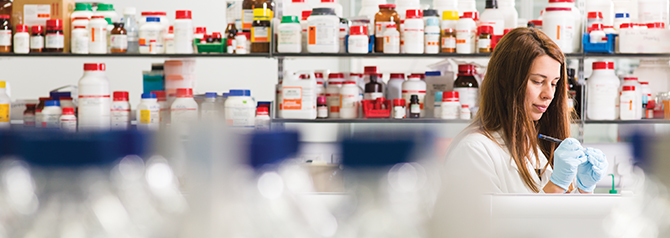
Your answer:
[0,53,272,58]
[583,53,670,58]
[272,118,472,124]
[273,52,493,58]
[584,119,670,124]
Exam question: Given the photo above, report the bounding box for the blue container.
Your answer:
[143,71,164,94]
[583,33,616,54]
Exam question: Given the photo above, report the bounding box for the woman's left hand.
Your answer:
[576,148,609,193]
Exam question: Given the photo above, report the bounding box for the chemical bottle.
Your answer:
[0,81,9,129]
[383,23,400,53]
[89,16,108,54]
[71,25,89,54]
[441,91,460,119]
[42,100,62,129]
[396,0,421,19]
[201,92,219,122]
[151,91,169,126]
[348,25,369,53]
[402,74,426,116]
[174,10,194,54]
[590,23,607,44]
[543,6,576,53]
[364,66,386,96]
[640,81,652,118]
[456,12,477,54]
[242,0,257,33]
[340,81,360,119]
[95,3,118,22]
[375,4,401,53]
[387,73,406,100]
[441,11,458,53]
[453,64,479,108]
[403,9,424,54]
[139,17,165,54]
[424,17,440,54]
[35,97,49,129]
[480,0,506,36]
[393,98,406,119]
[287,0,313,17]
[620,85,638,120]
[78,63,110,131]
[110,23,127,53]
[326,73,345,118]
[255,107,271,130]
[460,105,471,119]
[339,18,349,53]
[621,77,642,119]
[171,88,199,131]
[111,91,131,130]
[137,93,160,131]
[408,95,421,118]
[164,26,175,53]
[59,107,77,132]
[317,96,328,118]
[300,11,312,53]
[433,91,443,118]
[315,73,326,97]
[316,0,343,17]
[477,25,493,53]
[586,0,614,25]
[281,72,317,119]
[364,74,384,100]
[123,7,140,53]
[24,104,36,127]
[277,16,302,53]
[235,32,249,54]
[72,3,93,20]
[359,0,380,24]
[587,11,604,29]
[226,89,256,127]
[71,16,90,34]
[307,8,340,53]
[498,0,518,30]
[13,24,29,54]
[587,62,620,120]
[251,8,272,53]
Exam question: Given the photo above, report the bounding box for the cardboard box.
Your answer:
[11,0,75,52]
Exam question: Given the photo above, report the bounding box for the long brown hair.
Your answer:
[473,27,570,193]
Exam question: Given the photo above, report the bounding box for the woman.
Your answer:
[430,28,609,236]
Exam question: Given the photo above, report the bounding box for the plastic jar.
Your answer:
[460,105,471,119]
[338,18,349,53]
[139,17,164,54]
[454,64,479,108]
[23,103,36,127]
[340,81,360,119]
[59,107,77,132]
[71,17,90,33]
[307,8,340,53]
[88,16,107,54]
[403,9,424,54]
[375,4,401,53]
[68,26,88,54]
[590,23,607,43]
[13,24,29,54]
[621,77,642,119]
[255,107,271,130]
[137,93,160,131]
[441,91,459,119]
[45,19,64,52]
[348,25,368,53]
[174,10,194,54]
[201,92,219,122]
[78,63,110,131]
[235,32,249,54]
[402,74,426,116]
[638,0,669,25]
[42,100,62,128]
[387,73,406,100]
[587,11,604,29]
[171,88,199,134]
[543,7,576,53]
[456,11,477,54]
[425,17,440,54]
[480,0,505,36]
[587,62,620,120]
[111,91,131,130]
[225,89,256,127]
[620,85,638,120]
[316,0,343,17]
[499,0,518,29]
[383,23,400,53]
[277,16,302,53]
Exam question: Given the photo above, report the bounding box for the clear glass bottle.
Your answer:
[123,7,140,53]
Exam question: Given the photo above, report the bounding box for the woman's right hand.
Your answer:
[550,138,587,191]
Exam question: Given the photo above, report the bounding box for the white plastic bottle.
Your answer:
[139,17,165,54]
[590,23,607,43]
[547,0,582,53]
[287,0,313,17]
[59,107,77,132]
[13,25,29,54]
[543,7,576,53]
[348,25,369,53]
[111,91,131,130]
[326,74,344,118]
[587,62,620,120]
[42,100,62,129]
[174,10,194,54]
[255,107,271,130]
[307,8,340,53]
[281,72,317,119]
[403,9,424,54]
[164,26,175,54]
[440,91,460,119]
[424,17,440,54]
[621,77,642,119]
[340,81,360,119]
[71,26,89,54]
[71,17,90,32]
[235,33,249,54]
[456,12,477,54]
[225,89,256,127]
[499,0,518,30]
[387,73,405,100]
[460,104,471,119]
[0,81,9,129]
[383,23,400,53]
[78,63,111,131]
[171,88,199,130]
[587,11,605,29]
[316,0,343,17]
[137,93,160,131]
[402,74,427,116]
[151,91,169,126]
[619,85,638,120]
[480,0,506,36]
[88,16,108,54]
[278,16,302,53]
[201,92,219,122]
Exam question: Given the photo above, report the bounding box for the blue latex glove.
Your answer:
[576,148,609,192]
[550,138,587,191]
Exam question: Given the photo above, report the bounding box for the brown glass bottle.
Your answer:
[454,64,479,108]
[251,8,270,53]
[441,28,456,53]
[477,25,492,53]
[0,0,11,16]
[30,25,44,53]
[0,15,10,53]
[241,0,258,33]
[44,19,64,52]
[374,4,400,53]
[225,23,238,39]
[364,74,384,100]
[110,22,127,53]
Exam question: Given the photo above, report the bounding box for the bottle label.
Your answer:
[171,107,198,124]
[90,27,107,43]
[456,29,475,53]
[140,109,159,124]
[0,104,8,122]
[278,29,300,45]
[46,33,64,48]
[242,9,254,30]
[111,34,128,49]
[43,114,60,128]
[226,106,255,127]
[0,30,11,46]
[309,21,337,46]
[340,94,358,108]
[442,36,456,49]
[384,34,400,53]
[410,104,421,113]
[283,87,303,110]
[425,32,440,50]
[479,20,504,35]
[24,114,35,126]
[78,94,111,130]
[455,87,478,108]
[60,118,77,132]
[326,93,340,113]
[375,21,393,37]
[394,106,406,118]
[460,109,471,120]
[442,103,459,119]
[30,36,44,49]
[14,34,30,53]
[364,92,384,100]
[72,35,89,53]
[201,109,218,121]
[317,106,329,118]
[478,38,491,51]
[251,26,269,42]
[111,107,130,129]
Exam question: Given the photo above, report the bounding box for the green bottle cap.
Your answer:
[74,3,88,11]
[105,18,112,25]
[281,15,299,24]
[97,3,115,11]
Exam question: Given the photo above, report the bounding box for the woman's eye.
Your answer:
[533,80,542,85]
[551,83,557,87]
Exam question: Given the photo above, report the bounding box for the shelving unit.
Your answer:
[0,53,272,58]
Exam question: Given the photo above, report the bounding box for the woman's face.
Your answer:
[526,55,561,121]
